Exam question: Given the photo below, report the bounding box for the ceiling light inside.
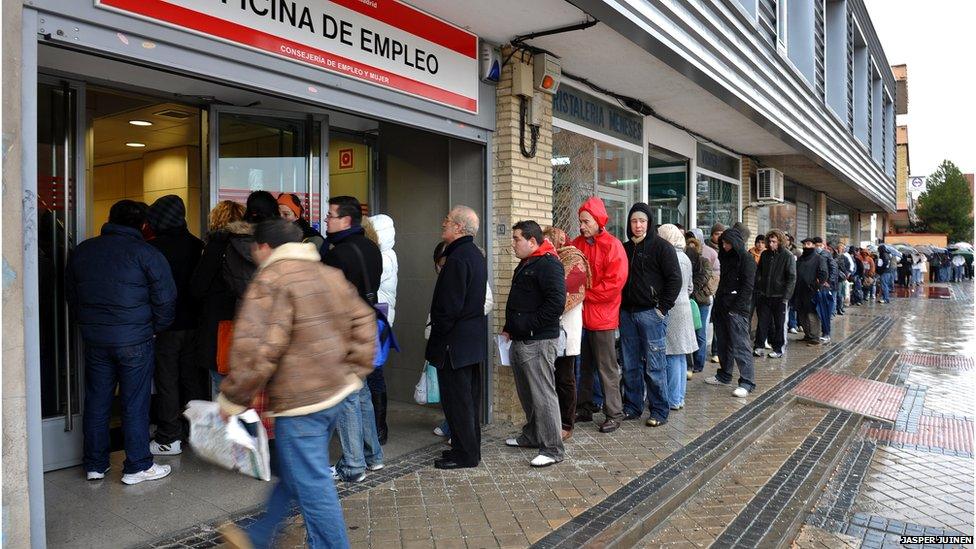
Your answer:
[128,120,153,126]
[125,142,146,148]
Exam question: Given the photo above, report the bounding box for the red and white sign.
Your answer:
[338,148,355,169]
[96,0,479,113]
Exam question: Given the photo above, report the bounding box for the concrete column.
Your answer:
[740,157,759,239]
[815,192,828,240]
[2,2,35,547]
[490,49,555,423]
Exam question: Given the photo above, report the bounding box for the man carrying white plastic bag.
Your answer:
[214,219,376,549]
[183,401,271,481]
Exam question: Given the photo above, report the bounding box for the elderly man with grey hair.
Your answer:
[425,205,488,469]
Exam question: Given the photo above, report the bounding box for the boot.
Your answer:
[372,391,388,445]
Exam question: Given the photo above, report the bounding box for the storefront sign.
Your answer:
[696,143,740,180]
[96,0,480,113]
[553,85,642,146]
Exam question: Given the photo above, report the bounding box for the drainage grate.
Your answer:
[899,352,976,371]
[865,415,974,456]
[792,370,907,422]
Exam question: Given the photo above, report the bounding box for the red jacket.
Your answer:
[572,197,628,330]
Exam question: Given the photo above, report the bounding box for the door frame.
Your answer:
[36,74,89,473]
[208,105,329,228]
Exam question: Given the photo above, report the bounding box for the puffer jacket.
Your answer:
[370,214,398,324]
[218,243,376,416]
[572,197,628,330]
[66,223,177,347]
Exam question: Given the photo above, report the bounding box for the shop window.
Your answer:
[826,201,853,245]
[696,174,739,234]
[758,202,798,237]
[552,126,642,241]
[648,146,689,228]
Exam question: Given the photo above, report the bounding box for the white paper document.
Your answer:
[496,335,512,366]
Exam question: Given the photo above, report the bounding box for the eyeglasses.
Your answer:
[326,213,347,220]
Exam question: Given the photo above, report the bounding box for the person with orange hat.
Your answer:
[572,196,629,433]
[277,193,324,251]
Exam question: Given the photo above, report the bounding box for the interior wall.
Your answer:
[91,145,201,236]
[377,123,450,403]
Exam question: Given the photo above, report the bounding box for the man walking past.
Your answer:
[795,238,828,344]
[67,200,177,484]
[619,203,681,427]
[146,195,205,456]
[876,242,893,303]
[813,237,836,342]
[753,230,796,358]
[704,225,756,397]
[426,206,488,469]
[217,218,375,548]
[502,221,567,467]
[321,196,385,481]
[573,197,629,433]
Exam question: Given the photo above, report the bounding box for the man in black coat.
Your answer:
[704,225,757,397]
[502,221,567,467]
[795,238,829,343]
[321,195,386,482]
[426,205,488,469]
[147,195,205,456]
[753,229,796,359]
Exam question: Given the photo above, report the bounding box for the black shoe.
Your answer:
[598,419,620,433]
[434,458,477,470]
[575,412,593,423]
[441,450,458,459]
[372,391,388,446]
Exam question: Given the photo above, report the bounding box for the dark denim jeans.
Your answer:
[245,405,349,548]
[692,303,711,372]
[619,309,669,422]
[83,340,154,475]
[714,311,756,392]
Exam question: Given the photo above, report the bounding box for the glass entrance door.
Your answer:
[211,108,326,230]
[38,81,85,471]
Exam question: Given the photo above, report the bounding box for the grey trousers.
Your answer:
[511,339,565,460]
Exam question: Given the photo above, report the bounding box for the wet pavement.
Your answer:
[130,282,974,548]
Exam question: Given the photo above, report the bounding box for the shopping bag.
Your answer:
[690,300,703,330]
[413,362,441,404]
[183,400,271,481]
[216,320,234,375]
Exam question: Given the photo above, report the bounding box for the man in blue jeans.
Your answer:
[217,219,376,548]
[66,200,177,485]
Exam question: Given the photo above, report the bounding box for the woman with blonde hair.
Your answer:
[207,200,246,236]
[657,223,697,410]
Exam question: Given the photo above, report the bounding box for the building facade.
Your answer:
[2,0,897,544]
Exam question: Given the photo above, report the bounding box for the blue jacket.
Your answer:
[67,223,177,347]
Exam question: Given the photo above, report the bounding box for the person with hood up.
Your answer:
[191,191,280,389]
[752,230,796,359]
[706,222,726,363]
[146,195,205,456]
[703,225,757,398]
[543,227,590,441]
[685,232,714,378]
[362,213,398,445]
[657,224,697,410]
[618,204,681,427]
[795,238,829,343]
[572,197,629,433]
[277,193,324,250]
[501,221,567,467]
[849,246,864,306]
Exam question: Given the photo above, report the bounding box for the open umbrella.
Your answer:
[893,243,917,255]
[952,248,974,258]
[915,245,936,256]
[949,242,973,250]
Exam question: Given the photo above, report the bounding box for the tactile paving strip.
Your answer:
[865,415,974,455]
[899,352,976,371]
[792,370,907,422]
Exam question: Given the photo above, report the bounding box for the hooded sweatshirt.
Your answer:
[714,226,756,317]
[621,204,682,314]
[148,195,203,331]
[369,214,398,325]
[572,197,629,330]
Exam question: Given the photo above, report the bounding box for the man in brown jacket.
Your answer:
[217,219,375,549]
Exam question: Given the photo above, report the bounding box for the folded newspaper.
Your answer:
[183,400,271,481]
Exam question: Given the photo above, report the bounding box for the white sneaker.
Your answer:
[768,351,784,358]
[710,355,720,363]
[433,425,446,437]
[367,463,384,471]
[788,328,799,334]
[764,342,772,349]
[529,455,558,468]
[121,463,171,485]
[686,370,693,380]
[87,467,110,481]
[505,438,523,448]
[732,387,750,398]
[703,376,727,386]
[150,440,182,456]
[331,466,366,482]
[753,348,764,357]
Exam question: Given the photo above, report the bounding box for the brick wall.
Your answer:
[490,49,555,424]
[815,192,828,239]
[741,157,759,239]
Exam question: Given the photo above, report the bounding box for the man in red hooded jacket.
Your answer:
[572,197,629,433]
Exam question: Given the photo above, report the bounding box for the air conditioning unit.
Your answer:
[756,168,785,202]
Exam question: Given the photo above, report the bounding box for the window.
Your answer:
[758,202,798,237]
[695,144,741,233]
[552,125,642,241]
[647,146,689,227]
[826,200,853,245]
